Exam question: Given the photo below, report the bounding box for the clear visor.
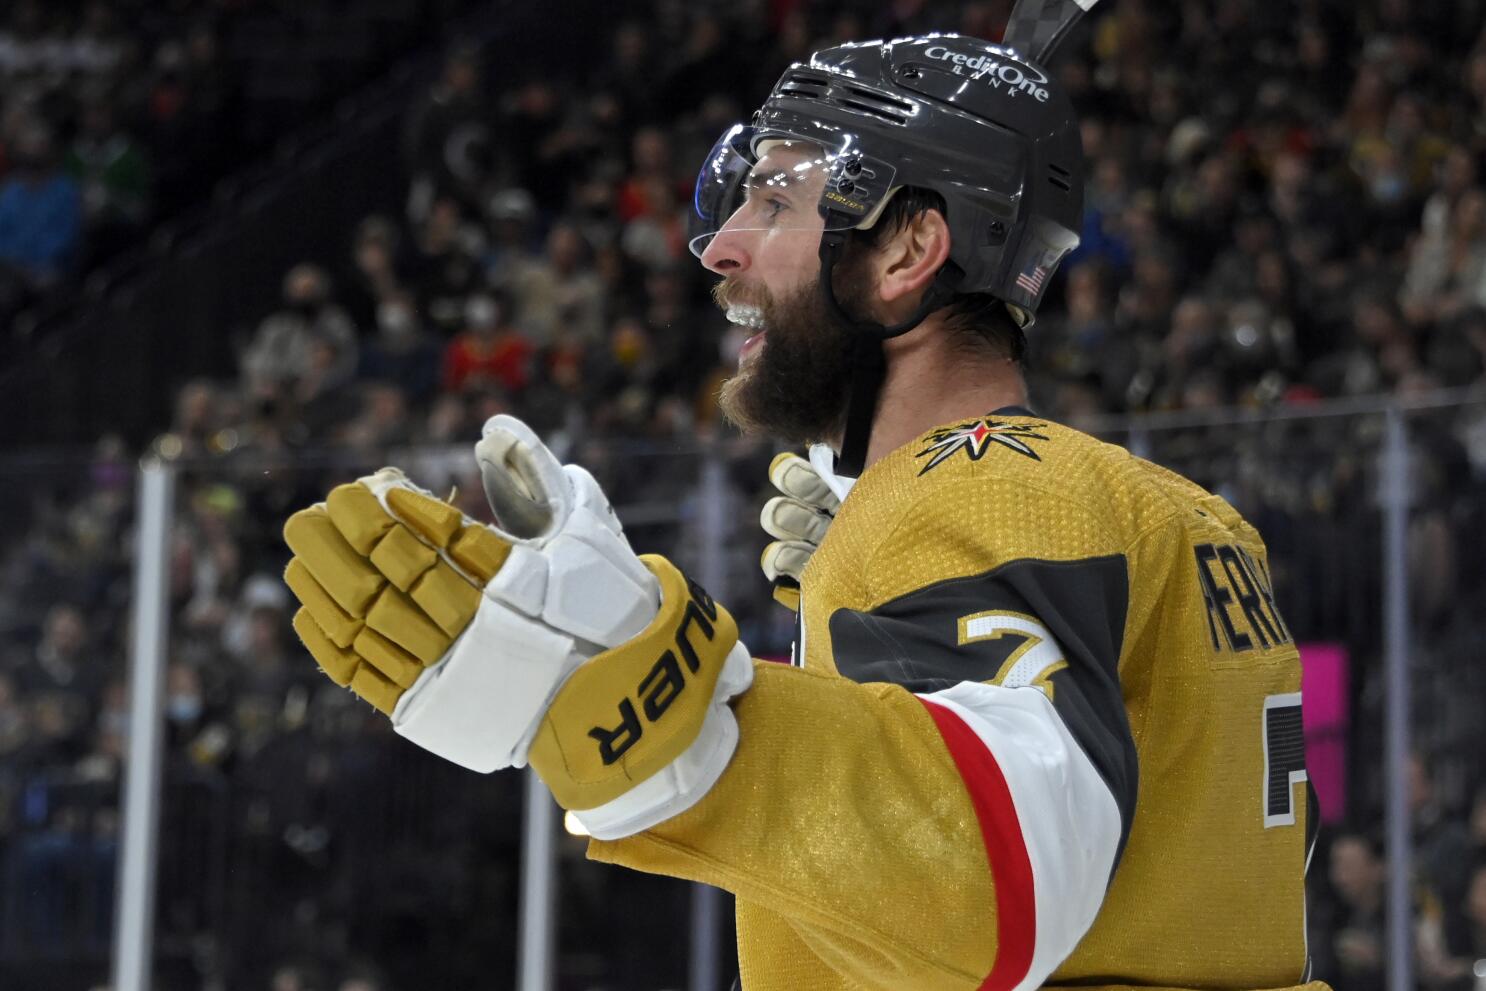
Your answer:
[687,124,898,257]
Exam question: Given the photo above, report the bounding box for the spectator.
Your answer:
[594,22,658,130]
[620,174,686,271]
[65,97,151,261]
[1416,848,1486,988]
[1420,146,1478,242]
[480,187,540,296]
[0,122,82,285]
[270,962,325,991]
[358,295,441,404]
[509,222,604,345]
[340,381,412,452]
[1150,295,1222,408]
[145,22,239,210]
[402,196,482,334]
[500,78,580,213]
[442,293,533,394]
[17,603,102,703]
[242,264,358,401]
[152,378,224,460]
[403,44,488,212]
[342,216,406,333]
[1322,831,1388,991]
[1402,188,1486,327]
[1411,753,1474,909]
[23,688,93,771]
[1033,261,1116,381]
[615,126,676,224]
[227,583,302,703]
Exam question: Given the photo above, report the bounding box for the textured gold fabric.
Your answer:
[593,414,1322,991]
[591,660,997,990]
[283,484,498,713]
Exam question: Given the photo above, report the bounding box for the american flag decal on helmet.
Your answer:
[1015,265,1048,296]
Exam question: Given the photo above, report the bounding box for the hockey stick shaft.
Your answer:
[1002,0,1102,64]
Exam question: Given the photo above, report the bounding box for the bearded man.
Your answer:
[282,17,1325,991]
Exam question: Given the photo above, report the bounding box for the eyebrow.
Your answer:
[744,168,797,195]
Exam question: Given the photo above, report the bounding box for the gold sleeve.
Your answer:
[587,660,997,991]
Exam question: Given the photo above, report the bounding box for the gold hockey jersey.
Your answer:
[590,409,1325,991]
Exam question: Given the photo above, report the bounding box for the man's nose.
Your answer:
[699,224,752,275]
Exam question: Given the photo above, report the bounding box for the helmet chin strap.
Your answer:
[817,231,960,478]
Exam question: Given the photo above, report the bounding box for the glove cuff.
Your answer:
[528,556,752,816]
[569,641,753,839]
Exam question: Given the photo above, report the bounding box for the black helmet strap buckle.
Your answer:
[818,231,962,477]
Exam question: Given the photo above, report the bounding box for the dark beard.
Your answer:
[716,257,872,445]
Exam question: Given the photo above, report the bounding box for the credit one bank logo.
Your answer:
[922,45,1051,102]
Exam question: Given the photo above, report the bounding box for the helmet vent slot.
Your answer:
[836,83,914,123]
[1048,163,1073,191]
[834,97,910,124]
[774,71,915,124]
[780,70,830,98]
[840,84,915,115]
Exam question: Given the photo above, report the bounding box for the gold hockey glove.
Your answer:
[283,415,753,838]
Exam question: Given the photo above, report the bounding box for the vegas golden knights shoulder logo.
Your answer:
[916,418,1051,475]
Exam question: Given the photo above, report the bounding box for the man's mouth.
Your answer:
[726,303,765,330]
[727,304,767,361]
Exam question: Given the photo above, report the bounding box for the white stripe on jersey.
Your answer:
[917,682,1122,990]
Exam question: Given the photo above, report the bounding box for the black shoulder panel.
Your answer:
[828,555,1138,868]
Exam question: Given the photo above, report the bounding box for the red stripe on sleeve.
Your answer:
[918,697,1036,991]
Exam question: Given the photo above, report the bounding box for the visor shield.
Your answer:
[687,124,897,257]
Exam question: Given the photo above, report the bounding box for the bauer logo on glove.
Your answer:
[585,572,721,766]
[282,415,754,840]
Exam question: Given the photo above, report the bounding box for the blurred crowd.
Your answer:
[5,0,1486,987]
[0,0,473,338]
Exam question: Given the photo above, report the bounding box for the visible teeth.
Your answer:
[726,304,765,330]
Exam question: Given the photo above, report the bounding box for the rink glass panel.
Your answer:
[6,401,1485,989]
[0,453,131,989]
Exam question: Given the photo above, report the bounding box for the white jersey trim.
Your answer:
[917,682,1122,991]
[808,443,857,504]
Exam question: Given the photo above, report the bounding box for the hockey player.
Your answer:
[281,26,1325,991]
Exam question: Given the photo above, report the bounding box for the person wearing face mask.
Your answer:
[441,292,534,394]
[242,263,358,402]
[164,662,206,730]
[162,661,234,771]
[358,295,441,403]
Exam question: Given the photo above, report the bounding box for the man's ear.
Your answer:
[873,209,951,305]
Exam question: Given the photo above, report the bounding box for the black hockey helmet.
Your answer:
[690,4,1096,474]
[691,33,1084,323]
